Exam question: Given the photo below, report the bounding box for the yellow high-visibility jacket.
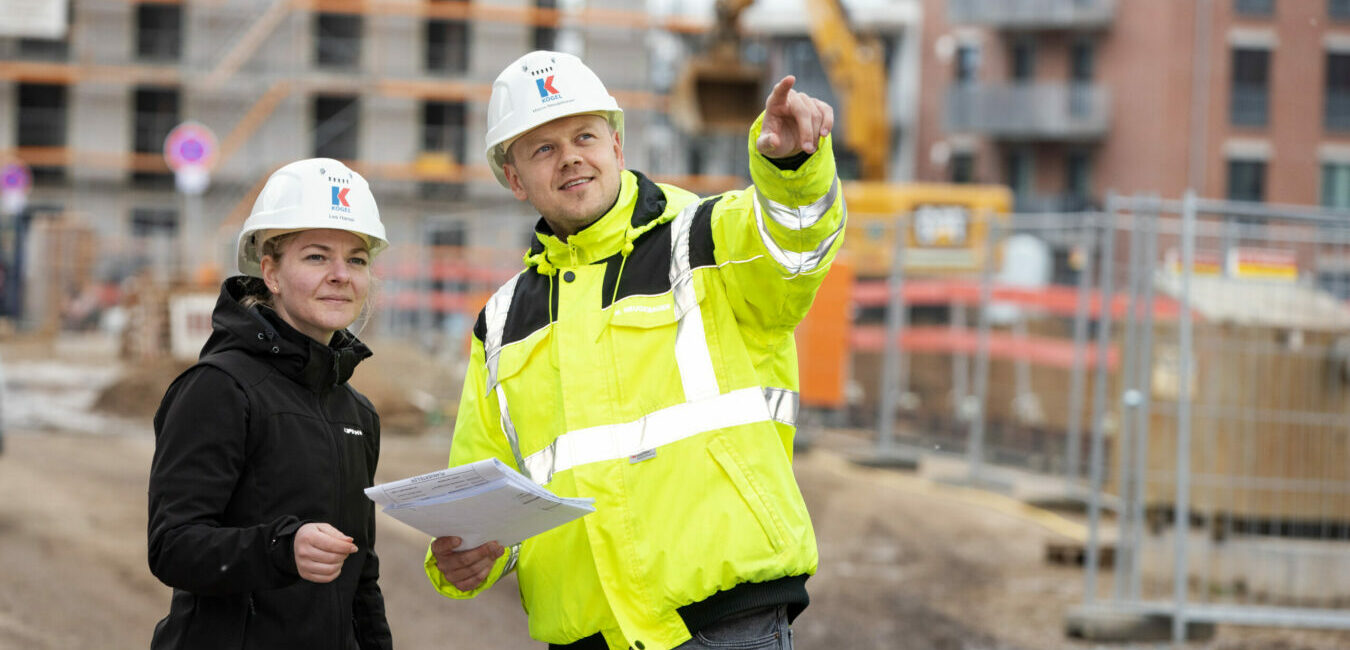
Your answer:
[426,116,845,650]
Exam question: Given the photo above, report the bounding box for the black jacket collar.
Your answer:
[202,276,372,392]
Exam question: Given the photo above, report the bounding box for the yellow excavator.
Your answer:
[672,0,1011,414]
[671,0,1010,280]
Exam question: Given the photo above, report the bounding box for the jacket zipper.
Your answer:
[320,385,347,650]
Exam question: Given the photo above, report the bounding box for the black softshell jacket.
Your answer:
[148,277,392,649]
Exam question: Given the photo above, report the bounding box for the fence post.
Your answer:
[1064,204,1100,492]
[1171,189,1198,643]
[870,212,915,467]
[965,214,999,486]
[1113,198,1145,601]
[1083,206,1118,604]
[1127,202,1160,601]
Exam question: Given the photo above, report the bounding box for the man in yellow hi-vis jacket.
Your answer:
[425,49,845,650]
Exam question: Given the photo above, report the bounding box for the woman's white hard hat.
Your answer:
[484,50,625,188]
[236,158,388,277]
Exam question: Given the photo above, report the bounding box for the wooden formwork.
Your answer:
[23,216,96,334]
[1140,321,1350,523]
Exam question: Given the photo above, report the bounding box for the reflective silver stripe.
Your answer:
[669,202,720,401]
[483,273,521,395]
[523,386,771,485]
[501,544,521,575]
[763,387,799,427]
[495,385,530,480]
[752,190,845,276]
[757,175,840,231]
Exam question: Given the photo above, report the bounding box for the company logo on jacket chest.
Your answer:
[342,426,364,436]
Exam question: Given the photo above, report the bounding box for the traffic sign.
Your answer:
[1,160,32,216]
[163,120,218,172]
[164,121,218,196]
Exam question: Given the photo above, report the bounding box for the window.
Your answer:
[1333,0,1350,21]
[950,152,974,183]
[1226,159,1266,202]
[425,17,469,73]
[1069,40,1095,118]
[17,83,67,182]
[1070,40,1094,83]
[17,84,66,148]
[136,3,182,61]
[954,44,979,84]
[133,87,180,188]
[533,0,558,52]
[18,38,68,61]
[313,95,359,160]
[1004,148,1034,205]
[421,101,467,200]
[1066,151,1092,205]
[422,101,466,158]
[131,207,179,237]
[1235,0,1275,16]
[1328,53,1350,130]
[1010,39,1035,82]
[1322,162,1350,209]
[315,13,362,68]
[1230,48,1270,127]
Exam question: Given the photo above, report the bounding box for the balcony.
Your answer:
[945,82,1110,141]
[946,0,1115,30]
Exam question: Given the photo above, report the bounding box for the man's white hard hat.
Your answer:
[484,50,625,188]
[236,158,388,277]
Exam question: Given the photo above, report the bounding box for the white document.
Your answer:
[364,458,595,548]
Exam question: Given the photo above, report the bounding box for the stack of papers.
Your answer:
[364,458,595,548]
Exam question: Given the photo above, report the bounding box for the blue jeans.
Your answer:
[674,605,793,649]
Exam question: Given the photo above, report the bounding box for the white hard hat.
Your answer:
[484,50,625,188]
[236,158,388,277]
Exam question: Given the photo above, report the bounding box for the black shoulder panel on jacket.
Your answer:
[473,308,487,343]
[601,221,673,309]
[502,270,555,346]
[628,171,668,230]
[690,195,720,270]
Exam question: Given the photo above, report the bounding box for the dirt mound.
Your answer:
[92,338,465,436]
[92,358,192,417]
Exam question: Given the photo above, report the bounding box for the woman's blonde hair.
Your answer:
[238,231,300,310]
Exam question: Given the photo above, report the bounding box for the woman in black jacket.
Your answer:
[148,158,394,649]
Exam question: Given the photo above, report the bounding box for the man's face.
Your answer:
[503,114,624,239]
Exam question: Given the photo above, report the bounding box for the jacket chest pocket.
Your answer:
[605,295,692,408]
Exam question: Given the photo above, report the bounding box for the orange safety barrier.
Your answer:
[851,325,1120,370]
[795,259,854,409]
[852,278,1184,320]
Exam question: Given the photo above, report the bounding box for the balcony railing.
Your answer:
[945,82,1109,140]
[947,0,1115,30]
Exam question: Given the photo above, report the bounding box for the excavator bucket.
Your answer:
[669,57,765,133]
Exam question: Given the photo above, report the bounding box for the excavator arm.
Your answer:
[804,0,890,180]
[672,0,890,180]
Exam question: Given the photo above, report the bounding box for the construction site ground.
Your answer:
[1,334,1349,650]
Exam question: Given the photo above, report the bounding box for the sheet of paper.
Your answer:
[365,458,595,548]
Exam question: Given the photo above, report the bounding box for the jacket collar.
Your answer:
[527,170,667,269]
[205,277,372,392]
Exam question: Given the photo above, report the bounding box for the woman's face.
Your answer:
[260,228,371,344]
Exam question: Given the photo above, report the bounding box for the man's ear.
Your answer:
[504,162,529,201]
[613,130,624,168]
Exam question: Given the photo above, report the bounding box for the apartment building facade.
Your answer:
[0,0,717,334]
[917,0,1350,212]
